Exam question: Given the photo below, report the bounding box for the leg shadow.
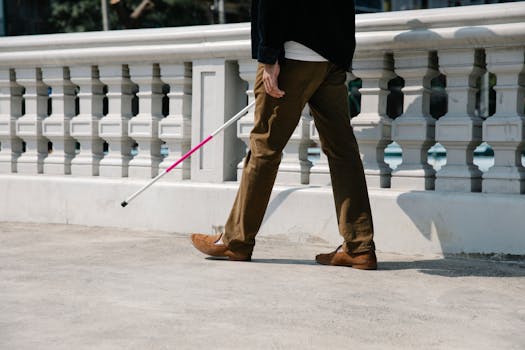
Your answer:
[380,257,525,277]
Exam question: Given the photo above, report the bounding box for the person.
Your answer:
[191,0,377,270]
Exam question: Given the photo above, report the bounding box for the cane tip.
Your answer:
[121,201,128,208]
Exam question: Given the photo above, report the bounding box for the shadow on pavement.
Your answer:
[208,256,525,277]
[206,257,317,265]
[251,258,317,266]
[380,258,525,278]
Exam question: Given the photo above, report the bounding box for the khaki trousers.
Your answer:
[223,59,375,256]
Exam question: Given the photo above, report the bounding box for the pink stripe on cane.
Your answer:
[165,135,214,173]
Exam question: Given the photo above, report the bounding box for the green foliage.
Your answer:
[49,0,114,33]
[140,0,211,28]
[48,0,217,33]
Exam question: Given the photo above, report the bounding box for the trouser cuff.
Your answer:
[222,236,255,256]
[344,240,376,254]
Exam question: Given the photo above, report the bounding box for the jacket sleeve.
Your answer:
[255,0,286,64]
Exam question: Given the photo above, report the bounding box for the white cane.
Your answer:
[121,100,256,207]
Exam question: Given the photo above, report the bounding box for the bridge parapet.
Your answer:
[0,3,524,254]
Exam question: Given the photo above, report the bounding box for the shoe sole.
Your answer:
[191,235,251,261]
[315,257,377,270]
[227,255,251,262]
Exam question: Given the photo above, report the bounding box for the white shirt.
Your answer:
[284,41,328,62]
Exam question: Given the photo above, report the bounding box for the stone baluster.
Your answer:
[236,59,257,180]
[158,63,192,180]
[69,66,105,176]
[128,63,164,178]
[0,69,23,173]
[350,53,396,188]
[275,105,314,185]
[391,51,440,190]
[483,48,525,194]
[435,49,485,192]
[190,59,246,183]
[42,67,77,175]
[98,65,135,177]
[15,68,49,174]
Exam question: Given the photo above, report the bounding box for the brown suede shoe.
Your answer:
[191,233,251,261]
[315,245,377,270]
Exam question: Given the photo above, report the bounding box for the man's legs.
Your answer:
[308,65,375,255]
[222,60,330,256]
[192,60,375,267]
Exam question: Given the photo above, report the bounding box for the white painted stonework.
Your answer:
[14,68,49,174]
[0,175,523,255]
[482,48,525,194]
[158,63,192,181]
[42,67,77,175]
[0,69,23,173]
[190,59,245,183]
[69,66,105,176]
[98,65,135,177]
[127,63,163,178]
[0,3,524,254]
[435,49,484,192]
[391,51,439,190]
[351,53,395,189]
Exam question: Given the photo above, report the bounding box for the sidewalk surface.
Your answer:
[1,222,524,350]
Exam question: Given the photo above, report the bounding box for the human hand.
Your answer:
[262,63,285,98]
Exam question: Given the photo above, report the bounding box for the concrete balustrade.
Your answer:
[14,68,49,174]
[0,3,524,254]
[69,66,105,177]
[482,48,525,194]
[435,49,484,192]
[391,51,439,190]
[158,63,192,180]
[190,59,245,183]
[351,53,396,188]
[98,65,135,177]
[42,67,77,175]
[128,63,164,178]
[0,69,23,173]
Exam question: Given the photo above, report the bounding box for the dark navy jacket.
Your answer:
[251,0,357,70]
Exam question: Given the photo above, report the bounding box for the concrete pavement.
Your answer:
[0,222,524,350]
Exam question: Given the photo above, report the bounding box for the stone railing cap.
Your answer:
[1,3,524,67]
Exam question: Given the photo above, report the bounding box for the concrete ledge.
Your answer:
[0,174,523,255]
